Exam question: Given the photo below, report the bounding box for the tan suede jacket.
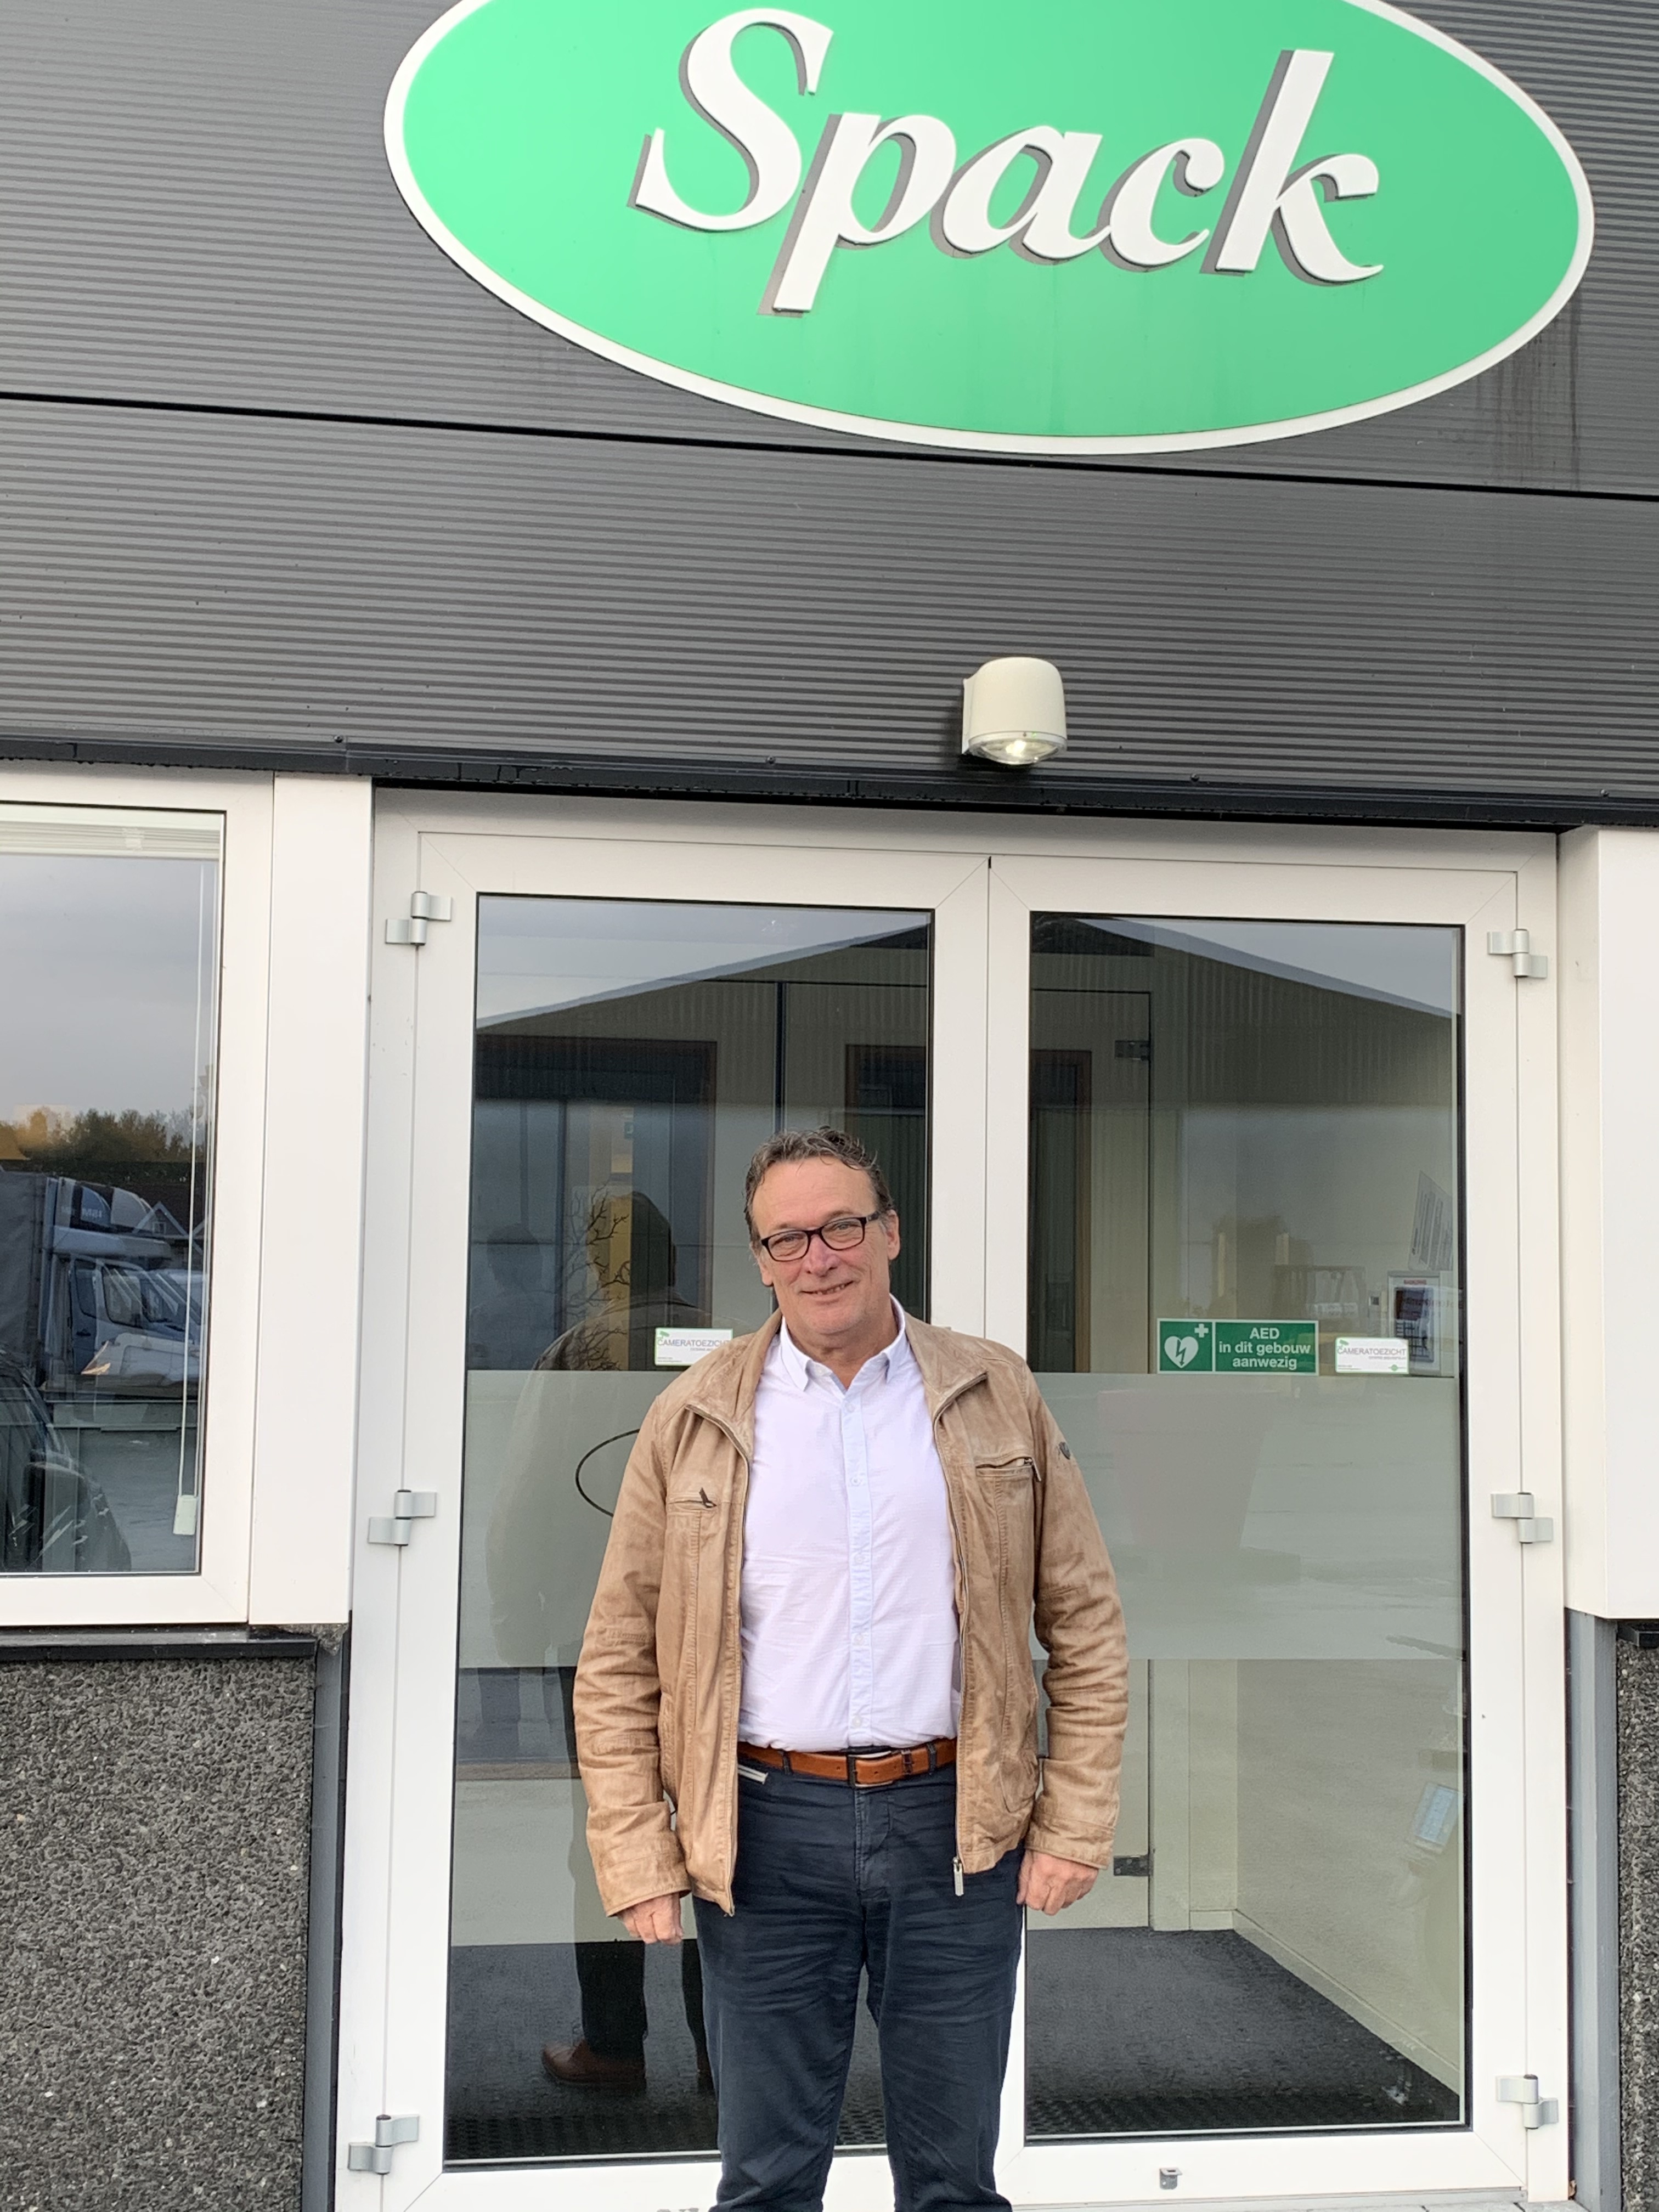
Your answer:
[574,1311,1129,1917]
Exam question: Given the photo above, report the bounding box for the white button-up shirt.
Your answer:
[737,1302,961,1752]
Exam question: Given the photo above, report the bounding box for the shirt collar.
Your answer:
[776,1298,910,1391]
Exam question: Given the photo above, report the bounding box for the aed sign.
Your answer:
[386,0,1593,454]
[1158,1320,1318,1374]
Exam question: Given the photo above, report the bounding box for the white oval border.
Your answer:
[383,0,1596,456]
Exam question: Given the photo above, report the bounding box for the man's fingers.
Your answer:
[1018,1850,1100,1916]
[622,1893,685,1943]
[645,1899,684,1943]
[1017,1871,1097,1914]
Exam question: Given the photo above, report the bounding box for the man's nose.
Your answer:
[801,1235,841,1272]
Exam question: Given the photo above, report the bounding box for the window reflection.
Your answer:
[0,810,220,1576]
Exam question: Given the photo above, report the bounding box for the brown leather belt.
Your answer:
[738,1739,957,1787]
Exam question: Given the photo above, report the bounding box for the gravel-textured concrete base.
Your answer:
[1621,1639,1659,2212]
[0,1654,315,2212]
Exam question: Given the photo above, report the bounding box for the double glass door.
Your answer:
[339,805,1565,2211]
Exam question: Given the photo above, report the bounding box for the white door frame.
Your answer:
[336,795,1563,2211]
[984,842,1564,2208]
[337,798,991,2212]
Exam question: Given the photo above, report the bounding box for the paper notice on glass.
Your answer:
[1335,1335,1410,1375]
[654,1327,734,1368]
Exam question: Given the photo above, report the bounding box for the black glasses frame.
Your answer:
[755,1210,888,1263]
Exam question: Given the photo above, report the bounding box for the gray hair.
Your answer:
[743,1126,894,1245]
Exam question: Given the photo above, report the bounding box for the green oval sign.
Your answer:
[386,0,1593,453]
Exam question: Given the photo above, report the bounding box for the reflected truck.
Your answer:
[0,1166,202,1571]
[0,1350,130,1572]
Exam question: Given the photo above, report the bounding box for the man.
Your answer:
[575,1127,1127,2210]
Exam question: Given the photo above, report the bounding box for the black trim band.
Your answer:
[4,730,1659,832]
[0,1626,322,1662]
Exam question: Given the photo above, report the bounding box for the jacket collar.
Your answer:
[906,1313,991,1421]
[680,1306,986,1453]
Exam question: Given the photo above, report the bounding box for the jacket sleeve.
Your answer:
[1023,1375,1130,1869]
[573,1397,691,1916]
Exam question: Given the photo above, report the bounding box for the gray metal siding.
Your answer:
[1,396,1654,814]
[0,0,1650,494]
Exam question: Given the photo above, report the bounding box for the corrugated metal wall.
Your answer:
[3,398,1655,811]
[0,0,1652,818]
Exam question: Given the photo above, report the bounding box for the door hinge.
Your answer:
[367,1489,438,1546]
[1487,929,1548,979]
[1498,2074,1560,2128]
[347,2113,420,2173]
[1492,1492,1554,1545]
[386,890,453,946]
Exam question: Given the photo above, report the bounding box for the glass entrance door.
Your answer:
[340,808,1564,2212]
[986,845,1564,2207]
[341,811,990,2212]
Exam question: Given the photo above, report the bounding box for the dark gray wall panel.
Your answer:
[0,0,1650,492]
[0,398,1654,813]
[1575,1612,1622,2212]
[0,1652,314,2212]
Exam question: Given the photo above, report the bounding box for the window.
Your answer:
[0,806,221,1576]
[449,894,931,2162]
[1024,915,1466,2136]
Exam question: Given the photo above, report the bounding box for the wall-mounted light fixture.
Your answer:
[961,656,1068,767]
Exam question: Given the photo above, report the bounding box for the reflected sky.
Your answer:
[1087,919,1459,1017]
[477,896,928,1027]
[0,854,218,1118]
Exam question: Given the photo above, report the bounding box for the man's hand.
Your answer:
[1017,1850,1097,1916]
[620,1892,687,1944]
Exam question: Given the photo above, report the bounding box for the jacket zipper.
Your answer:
[936,1393,975,1902]
[686,1404,752,1913]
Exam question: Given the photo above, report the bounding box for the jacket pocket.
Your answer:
[978,1457,1040,1813]
[980,1457,1037,1596]
[659,1494,719,1793]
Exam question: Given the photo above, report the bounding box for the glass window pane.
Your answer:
[448,896,930,2164]
[0,806,221,1576]
[1025,915,1465,2137]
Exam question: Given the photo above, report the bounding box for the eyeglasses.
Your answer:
[755,1210,887,1264]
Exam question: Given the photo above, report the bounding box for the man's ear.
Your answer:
[884,1210,901,1256]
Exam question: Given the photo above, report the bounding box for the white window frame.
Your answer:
[0,761,373,1630]
[338,793,1565,2212]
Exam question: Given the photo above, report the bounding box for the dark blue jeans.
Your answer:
[693,1764,1022,2212]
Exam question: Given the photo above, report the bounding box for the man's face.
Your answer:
[750,1158,902,1356]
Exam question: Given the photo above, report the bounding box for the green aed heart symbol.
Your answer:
[1165,1334,1200,1369]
